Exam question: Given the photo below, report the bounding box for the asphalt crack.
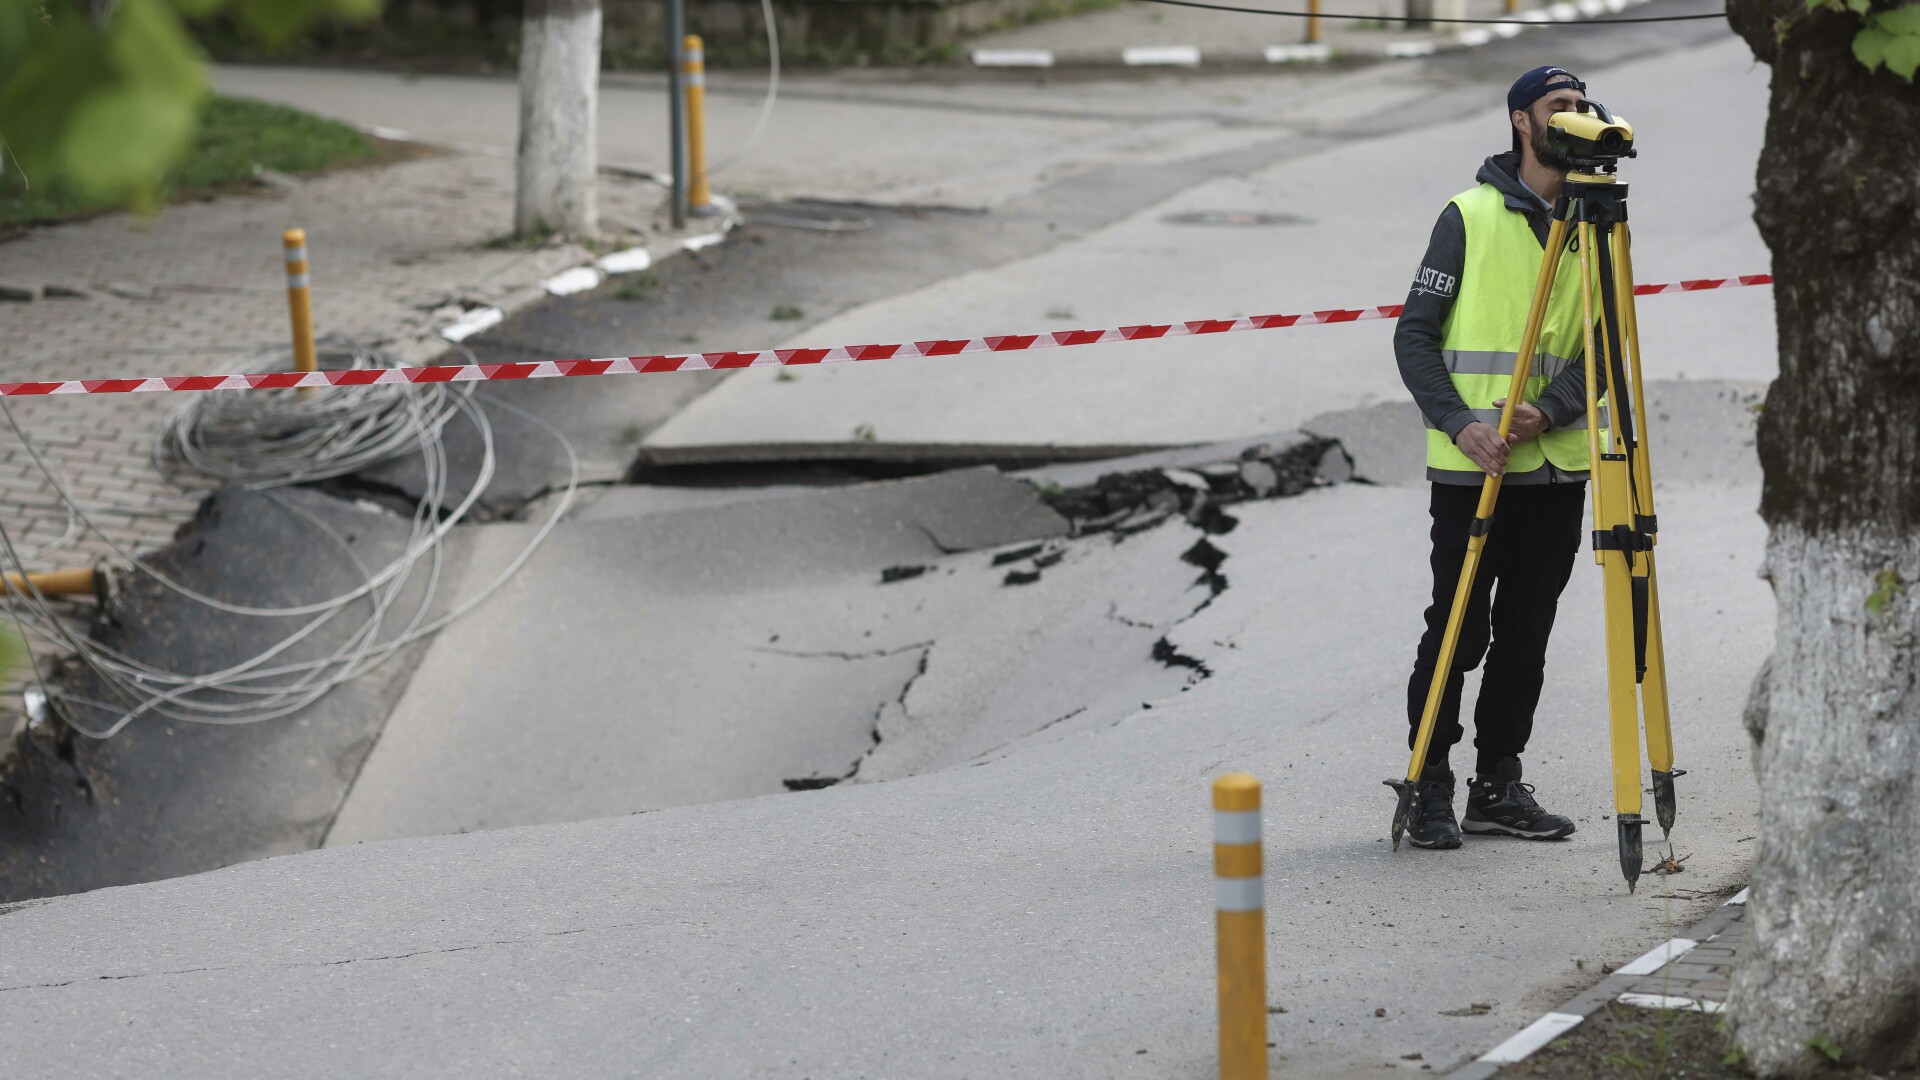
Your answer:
[1150,532,1234,685]
[782,641,935,791]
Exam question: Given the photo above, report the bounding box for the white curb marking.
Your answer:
[1265,42,1332,62]
[972,48,1056,67]
[1726,887,1750,905]
[596,247,654,275]
[1618,993,1728,1014]
[682,233,726,253]
[440,306,504,343]
[1386,40,1437,57]
[1616,938,1700,976]
[1123,45,1202,65]
[542,266,603,296]
[1480,1012,1584,1064]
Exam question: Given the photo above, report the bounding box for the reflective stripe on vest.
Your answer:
[1426,183,1607,475]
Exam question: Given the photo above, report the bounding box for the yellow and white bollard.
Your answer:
[2,567,95,597]
[283,228,317,376]
[1214,772,1268,1080]
[683,35,712,214]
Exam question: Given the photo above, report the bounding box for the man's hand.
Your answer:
[1493,398,1549,443]
[1454,421,1510,477]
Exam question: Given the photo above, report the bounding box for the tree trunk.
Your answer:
[515,0,600,239]
[1724,0,1920,1075]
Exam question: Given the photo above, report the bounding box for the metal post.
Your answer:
[667,0,688,230]
[684,34,713,214]
[1214,773,1268,1080]
[283,229,316,374]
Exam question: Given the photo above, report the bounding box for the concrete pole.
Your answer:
[515,0,602,239]
[668,0,688,230]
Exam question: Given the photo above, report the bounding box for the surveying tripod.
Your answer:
[1385,101,1681,892]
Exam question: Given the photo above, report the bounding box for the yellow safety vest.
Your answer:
[1425,183,1605,475]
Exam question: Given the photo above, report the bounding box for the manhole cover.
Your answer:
[1161,210,1310,227]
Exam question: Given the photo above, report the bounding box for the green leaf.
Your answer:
[1884,31,1920,77]
[1807,1034,1844,1062]
[1873,3,1920,35]
[1854,26,1894,68]
[1848,0,1871,13]
[59,87,198,202]
[230,0,380,48]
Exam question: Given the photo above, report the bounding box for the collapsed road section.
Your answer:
[0,429,1349,898]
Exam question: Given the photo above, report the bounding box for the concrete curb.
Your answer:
[348,126,740,362]
[970,0,1655,68]
[1444,887,1750,1078]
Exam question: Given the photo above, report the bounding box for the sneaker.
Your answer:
[1407,765,1462,850]
[1464,758,1576,840]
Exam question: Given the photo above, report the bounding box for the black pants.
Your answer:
[1406,481,1586,776]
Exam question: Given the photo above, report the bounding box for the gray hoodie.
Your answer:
[1393,151,1591,486]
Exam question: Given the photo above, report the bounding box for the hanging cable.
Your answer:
[706,0,782,176]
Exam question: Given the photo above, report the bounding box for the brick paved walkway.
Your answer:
[1452,889,1751,1078]
[0,150,670,728]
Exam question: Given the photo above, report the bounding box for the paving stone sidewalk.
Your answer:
[1452,888,1751,1078]
[0,148,676,727]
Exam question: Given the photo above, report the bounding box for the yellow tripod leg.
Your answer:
[1388,215,1573,849]
[1579,219,1645,890]
[1613,226,1681,836]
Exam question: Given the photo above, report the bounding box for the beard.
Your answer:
[1531,114,1573,169]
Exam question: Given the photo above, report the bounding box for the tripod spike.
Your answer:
[1650,768,1685,838]
[1618,814,1645,892]
[1384,779,1414,851]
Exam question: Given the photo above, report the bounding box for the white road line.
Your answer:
[1479,1012,1585,1064]
[1726,887,1750,905]
[1616,937,1700,976]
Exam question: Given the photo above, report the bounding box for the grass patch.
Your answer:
[1,95,392,231]
[1498,1005,1917,1080]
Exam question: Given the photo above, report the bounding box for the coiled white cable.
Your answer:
[0,341,577,738]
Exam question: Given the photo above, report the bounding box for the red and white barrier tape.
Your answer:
[0,274,1772,399]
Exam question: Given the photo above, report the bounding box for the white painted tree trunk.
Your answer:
[1732,529,1920,1075]
[515,0,601,239]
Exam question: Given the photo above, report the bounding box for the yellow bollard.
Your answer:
[1305,0,1322,44]
[1505,0,1520,13]
[2,567,95,597]
[1214,773,1268,1080]
[283,229,317,375]
[683,35,712,214]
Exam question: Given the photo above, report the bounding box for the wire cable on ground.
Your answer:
[0,339,577,739]
[1131,0,1726,22]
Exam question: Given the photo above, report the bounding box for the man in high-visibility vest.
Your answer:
[1391,66,1592,850]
